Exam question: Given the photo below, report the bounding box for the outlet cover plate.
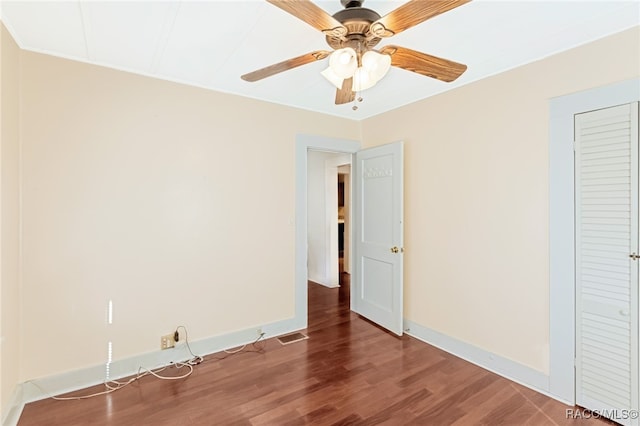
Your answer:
[161,334,176,350]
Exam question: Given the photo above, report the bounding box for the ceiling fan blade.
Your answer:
[241,51,331,82]
[370,0,471,38]
[267,0,347,38]
[380,45,467,82]
[335,77,355,105]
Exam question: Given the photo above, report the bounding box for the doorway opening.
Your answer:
[295,135,404,335]
[338,167,349,275]
[294,135,360,331]
[306,149,352,320]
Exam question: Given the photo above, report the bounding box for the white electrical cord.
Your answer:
[176,325,203,364]
[32,362,195,401]
[218,332,266,357]
[33,325,267,401]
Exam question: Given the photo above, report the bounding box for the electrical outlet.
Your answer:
[160,333,176,350]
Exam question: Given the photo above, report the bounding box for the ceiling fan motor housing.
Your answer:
[326,3,382,50]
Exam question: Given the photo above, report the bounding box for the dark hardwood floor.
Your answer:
[19,272,612,425]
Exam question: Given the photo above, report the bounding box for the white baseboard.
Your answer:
[403,319,551,396]
[6,317,564,425]
[10,317,299,423]
[316,283,340,289]
[308,278,340,289]
[2,384,24,426]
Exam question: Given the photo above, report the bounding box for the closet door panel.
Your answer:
[575,102,639,425]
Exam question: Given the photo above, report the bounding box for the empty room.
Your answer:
[0,0,639,425]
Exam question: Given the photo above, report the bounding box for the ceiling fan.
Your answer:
[241,0,471,107]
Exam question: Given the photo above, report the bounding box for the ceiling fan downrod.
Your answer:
[341,0,364,7]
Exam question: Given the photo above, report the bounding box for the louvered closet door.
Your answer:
[575,102,639,426]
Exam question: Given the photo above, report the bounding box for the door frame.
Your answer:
[549,78,640,403]
[294,134,360,330]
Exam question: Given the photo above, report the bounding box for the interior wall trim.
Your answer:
[2,383,24,426]
[548,77,640,403]
[7,318,299,426]
[295,134,361,330]
[403,319,555,402]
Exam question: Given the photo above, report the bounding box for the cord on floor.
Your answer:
[31,326,267,401]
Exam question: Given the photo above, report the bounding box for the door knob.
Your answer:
[630,253,640,260]
[390,246,399,253]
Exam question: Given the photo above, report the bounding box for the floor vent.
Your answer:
[277,332,308,346]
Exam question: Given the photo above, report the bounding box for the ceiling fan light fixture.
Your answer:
[243,0,471,107]
[325,48,389,94]
[328,47,357,79]
[321,67,344,89]
[361,50,391,82]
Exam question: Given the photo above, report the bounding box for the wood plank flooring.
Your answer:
[19,272,613,425]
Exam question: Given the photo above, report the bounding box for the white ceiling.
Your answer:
[1,0,638,120]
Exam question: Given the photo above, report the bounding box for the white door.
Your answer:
[575,102,639,425]
[353,141,403,335]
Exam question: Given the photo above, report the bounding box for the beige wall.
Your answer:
[0,22,21,417]
[361,27,640,373]
[19,51,359,380]
[7,21,640,392]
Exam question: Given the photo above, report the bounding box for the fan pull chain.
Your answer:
[353,43,364,111]
[352,94,363,111]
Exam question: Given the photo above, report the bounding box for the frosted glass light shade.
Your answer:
[329,48,357,79]
[352,67,376,92]
[322,48,391,94]
[321,67,344,89]
[361,51,391,82]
